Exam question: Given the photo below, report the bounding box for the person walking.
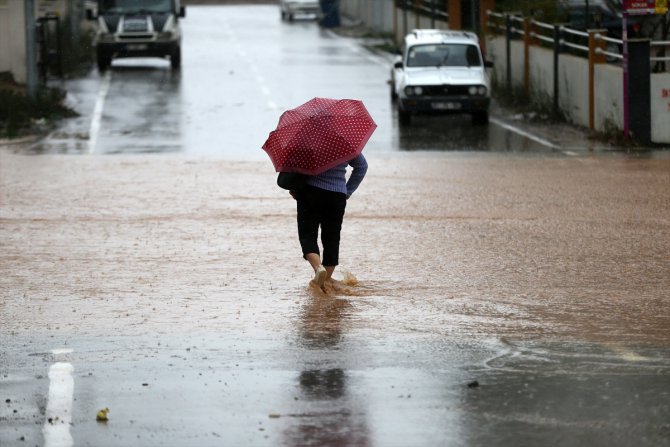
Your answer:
[291,153,368,288]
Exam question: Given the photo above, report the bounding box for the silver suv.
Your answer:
[391,29,493,125]
[89,0,186,71]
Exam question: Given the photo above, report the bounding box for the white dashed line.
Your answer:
[43,349,75,447]
[490,117,561,151]
[88,71,112,154]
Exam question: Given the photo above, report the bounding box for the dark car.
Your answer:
[561,0,646,38]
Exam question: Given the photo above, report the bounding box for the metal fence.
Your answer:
[394,0,448,23]
[487,10,670,71]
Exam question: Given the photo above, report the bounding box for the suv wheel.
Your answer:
[97,50,111,72]
[171,46,182,70]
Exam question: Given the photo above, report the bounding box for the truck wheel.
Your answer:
[171,47,181,70]
[472,111,489,125]
[97,51,111,72]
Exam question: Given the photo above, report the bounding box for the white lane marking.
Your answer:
[51,348,73,355]
[88,71,112,154]
[490,117,561,151]
[43,361,75,447]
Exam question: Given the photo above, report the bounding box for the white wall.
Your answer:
[594,64,624,132]
[0,0,27,83]
[339,0,448,43]
[651,72,670,143]
[529,45,553,100]
[558,54,589,127]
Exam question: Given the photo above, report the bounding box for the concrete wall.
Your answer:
[487,36,591,127]
[558,54,589,127]
[651,73,670,143]
[594,64,624,132]
[0,0,27,83]
[339,0,449,43]
[529,45,553,100]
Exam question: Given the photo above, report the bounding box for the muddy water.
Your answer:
[1,151,668,347]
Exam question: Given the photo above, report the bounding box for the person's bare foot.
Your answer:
[313,265,327,287]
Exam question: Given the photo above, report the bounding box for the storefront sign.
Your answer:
[625,0,667,14]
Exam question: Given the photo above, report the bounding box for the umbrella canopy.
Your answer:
[262,97,377,175]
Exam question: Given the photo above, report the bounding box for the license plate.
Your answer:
[126,44,148,51]
[432,102,461,110]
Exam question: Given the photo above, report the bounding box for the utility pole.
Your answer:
[24,0,38,98]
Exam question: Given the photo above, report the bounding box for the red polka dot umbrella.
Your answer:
[262,97,377,175]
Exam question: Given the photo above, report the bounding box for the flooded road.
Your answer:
[1,150,669,446]
[1,4,670,447]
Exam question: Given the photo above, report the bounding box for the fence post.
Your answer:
[523,18,533,96]
[25,0,38,98]
[448,0,461,30]
[403,0,408,36]
[415,0,420,28]
[505,14,512,91]
[588,29,606,130]
[628,39,651,144]
[553,25,562,115]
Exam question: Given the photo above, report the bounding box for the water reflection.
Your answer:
[280,288,370,446]
[393,109,553,152]
[299,288,351,348]
[27,61,183,155]
[299,368,346,400]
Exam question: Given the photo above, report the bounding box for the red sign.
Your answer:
[625,0,665,13]
[625,0,654,9]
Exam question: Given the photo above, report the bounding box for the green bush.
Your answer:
[0,84,76,139]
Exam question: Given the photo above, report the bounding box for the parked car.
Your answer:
[88,0,186,71]
[390,29,493,125]
[279,0,320,21]
[560,0,647,38]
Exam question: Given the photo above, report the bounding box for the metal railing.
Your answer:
[651,41,670,62]
[394,0,448,23]
[486,10,667,68]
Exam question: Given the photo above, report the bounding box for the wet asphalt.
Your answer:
[1,4,670,447]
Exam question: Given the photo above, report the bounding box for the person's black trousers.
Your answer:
[296,185,347,267]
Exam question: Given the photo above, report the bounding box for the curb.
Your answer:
[0,135,40,146]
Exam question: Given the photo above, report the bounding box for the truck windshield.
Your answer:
[407,44,482,68]
[100,0,173,14]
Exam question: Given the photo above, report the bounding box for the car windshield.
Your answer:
[407,44,482,68]
[100,0,173,14]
